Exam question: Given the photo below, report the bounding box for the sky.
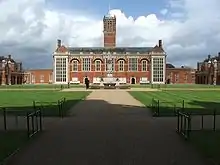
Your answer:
[0,0,220,69]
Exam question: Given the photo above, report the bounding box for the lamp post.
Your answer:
[1,59,12,85]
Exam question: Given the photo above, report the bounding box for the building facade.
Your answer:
[0,55,24,85]
[195,53,220,85]
[166,64,195,84]
[24,69,53,84]
[53,13,166,84]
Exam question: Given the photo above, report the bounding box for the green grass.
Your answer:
[190,131,220,164]
[0,131,28,163]
[0,84,84,89]
[129,90,220,116]
[0,91,90,116]
[131,84,220,89]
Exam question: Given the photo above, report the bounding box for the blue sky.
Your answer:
[46,0,168,19]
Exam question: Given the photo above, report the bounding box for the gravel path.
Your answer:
[7,91,207,165]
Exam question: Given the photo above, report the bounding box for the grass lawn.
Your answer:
[129,90,220,116]
[190,131,220,164]
[0,131,28,163]
[131,84,220,89]
[0,84,84,89]
[0,91,90,116]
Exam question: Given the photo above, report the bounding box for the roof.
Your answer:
[67,47,154,54]
[0,56,16,63]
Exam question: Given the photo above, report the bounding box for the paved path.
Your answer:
[8,91,207,165]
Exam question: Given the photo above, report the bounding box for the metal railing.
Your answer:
[176,111,191,140]
[151,98,185,117]
[27,110,42,138]
[33,97,66,117]
[1,108,42,138]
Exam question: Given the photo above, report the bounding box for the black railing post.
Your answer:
[201,114,204,130]
[31,115,34,134]
[213,109,216,131]
[187,115,191,140]
[58,100,61,117]
[157,100,160,116]
[184,116,187,139]
[35,111,38,132]
[176,110,180,133]
[33,101,36,110]
[3,108,7,131]
[182,100,185,111]
[39,109,42,131]
[27,113,30,138]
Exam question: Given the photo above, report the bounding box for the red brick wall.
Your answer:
[26,69,53,84]
[166,68,195,84]
[104,34,116,47]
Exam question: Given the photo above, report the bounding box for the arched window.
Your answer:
[142,60,148,71]
[72,60,78,71]
[118,60,124,71]
[95,60,101,71]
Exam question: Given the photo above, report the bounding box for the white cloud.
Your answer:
[160,9,168,15]
[0,0,220,68]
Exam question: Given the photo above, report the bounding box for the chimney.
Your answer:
[8,55,11,59]
[158,40,162,47]
[208,54,211,59]
[57,39,61,48]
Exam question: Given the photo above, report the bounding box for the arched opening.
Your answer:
[131,77,136,84]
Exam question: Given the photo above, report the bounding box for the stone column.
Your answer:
[15,76,18,85]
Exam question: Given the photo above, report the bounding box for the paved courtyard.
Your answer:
[8,91,207,165]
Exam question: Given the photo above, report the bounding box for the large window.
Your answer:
[82,58,91,71]
[72,60,78,71]
[55,57,67,83]
[95,60,101,71]
[105,58,114,71]
[118,60,124,71]
[142,60,148,71]
[129,58,138,71]
[152,57,164,83]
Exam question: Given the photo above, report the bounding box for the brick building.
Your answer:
[0,55,24,85]
[24,69,53,84]
[24,11,196,85]
[52,12,166,85]
[166,64,195,84]
[195,53,220,85]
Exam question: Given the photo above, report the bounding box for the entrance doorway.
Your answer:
[131,77,136,84]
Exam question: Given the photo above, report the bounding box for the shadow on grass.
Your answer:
[148,100,220,117]
[0,99,81,117]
